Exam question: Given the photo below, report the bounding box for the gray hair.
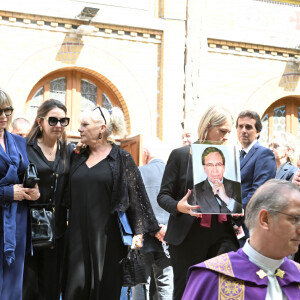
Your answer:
[12,117,31,129]
[245,179,300,233]
[143,136,163,158]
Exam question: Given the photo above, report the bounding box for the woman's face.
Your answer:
[78,117,103,146]
[38,107,66,140]
[269,139,288,162]
[205,120,233,142]
[0,104,13,131]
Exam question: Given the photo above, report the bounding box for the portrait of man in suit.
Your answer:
[194,146,242,214]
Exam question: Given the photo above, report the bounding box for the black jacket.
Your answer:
[69,143,160,235]
[27,139,74,239]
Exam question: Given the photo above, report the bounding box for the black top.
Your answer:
[69,143,160,235]
[64,159,125,299]
[26,139,74,238]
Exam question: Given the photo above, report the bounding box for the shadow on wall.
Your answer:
[278,61,300,92]
[56,34,84,64]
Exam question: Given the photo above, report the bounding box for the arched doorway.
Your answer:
[25,67,130,140]
[260,96,300,146]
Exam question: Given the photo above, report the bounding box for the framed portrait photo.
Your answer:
[189,143,242,215]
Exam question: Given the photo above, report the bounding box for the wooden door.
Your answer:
[119,134,142,166]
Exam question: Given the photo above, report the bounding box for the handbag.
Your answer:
[23,163,40,188]
[117,211,133,246]
[30,207,55,249]
[119,248,147,287]
[29,160,59,249]
[117,211,147,288]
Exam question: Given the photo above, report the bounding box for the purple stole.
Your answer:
[182,249,300,300]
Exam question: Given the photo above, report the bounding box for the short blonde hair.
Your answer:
[271,132,297,165]
[0,89,14,128]
[81,106,127,141]
[197,106,233,141]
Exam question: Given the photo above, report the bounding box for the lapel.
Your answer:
[276,162,289,180]
[240,142,259,170]
[200,179,221,213]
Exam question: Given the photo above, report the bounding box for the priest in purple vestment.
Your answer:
[183,179,300,300]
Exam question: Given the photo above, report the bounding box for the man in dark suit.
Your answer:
[194,146,242,214]
[237,110,277,246]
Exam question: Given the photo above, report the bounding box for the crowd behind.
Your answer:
[1,87,300,300]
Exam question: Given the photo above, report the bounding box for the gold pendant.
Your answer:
[256,269,267,279]
[275,269,285,279]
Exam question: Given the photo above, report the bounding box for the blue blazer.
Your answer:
[276,162,298,182]
[240,141,276,210]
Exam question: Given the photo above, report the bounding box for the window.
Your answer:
[26,69,122,139]
[260,97,300,146]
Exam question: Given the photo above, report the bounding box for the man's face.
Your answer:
[269,191,300,258]
[203,152,225,183]
[237,116,259,148]
[12,122,31,137]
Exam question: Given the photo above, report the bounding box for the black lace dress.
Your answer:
[63,144,159,300]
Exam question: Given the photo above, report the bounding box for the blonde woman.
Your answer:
[158,106,239,300]
[63,106,159,300]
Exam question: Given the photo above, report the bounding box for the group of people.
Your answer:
[0,88,159,300]
[0,84,300,300]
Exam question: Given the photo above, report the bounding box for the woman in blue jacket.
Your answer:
[0,89,40,300]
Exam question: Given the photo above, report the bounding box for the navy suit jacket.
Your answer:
[240,141,276,210]
[239,141,276,244]
[194,178,242,214]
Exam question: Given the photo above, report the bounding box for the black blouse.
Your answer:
[27,139,74,238]
[69,143,160,236]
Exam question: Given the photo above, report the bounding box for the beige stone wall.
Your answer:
[0,0,187,156]
[184,0,300,143]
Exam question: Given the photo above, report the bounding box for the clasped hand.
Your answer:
[14,184,40,201]
[212,180,230,205]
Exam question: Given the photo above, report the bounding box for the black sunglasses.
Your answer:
[92,106,106,124]
[41,116,70,127]
[0,106,14,116]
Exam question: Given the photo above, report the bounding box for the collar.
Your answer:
[243,239,284,273]
[241,139,258,154]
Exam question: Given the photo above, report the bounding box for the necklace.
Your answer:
[37,140,57,157]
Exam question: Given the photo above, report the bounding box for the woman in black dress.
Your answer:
[63,105,159,300]
[23,99,74,300]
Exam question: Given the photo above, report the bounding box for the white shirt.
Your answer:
[243,239,287,300]
[240,139,258,157]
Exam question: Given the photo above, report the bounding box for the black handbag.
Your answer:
[120,248,147,287]
[30,207,55,249]
[23,163,40,188]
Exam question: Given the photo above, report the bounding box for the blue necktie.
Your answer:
[240,150,246,162]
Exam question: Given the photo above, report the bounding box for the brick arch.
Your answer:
[27,67,131,134]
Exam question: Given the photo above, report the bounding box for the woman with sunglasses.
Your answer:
[63,105,159,300]
[0,89,40,300]
[23,99,74,300]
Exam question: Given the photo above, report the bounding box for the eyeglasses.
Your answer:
[0,106,14,116]
[92,106,106,124]
[272,210,300,226]
[41,117,70,127]
[269,143,280,149]
[204,163,224,169]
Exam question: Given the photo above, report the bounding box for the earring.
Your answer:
[39,126,43,133]
[98,132,102,140]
